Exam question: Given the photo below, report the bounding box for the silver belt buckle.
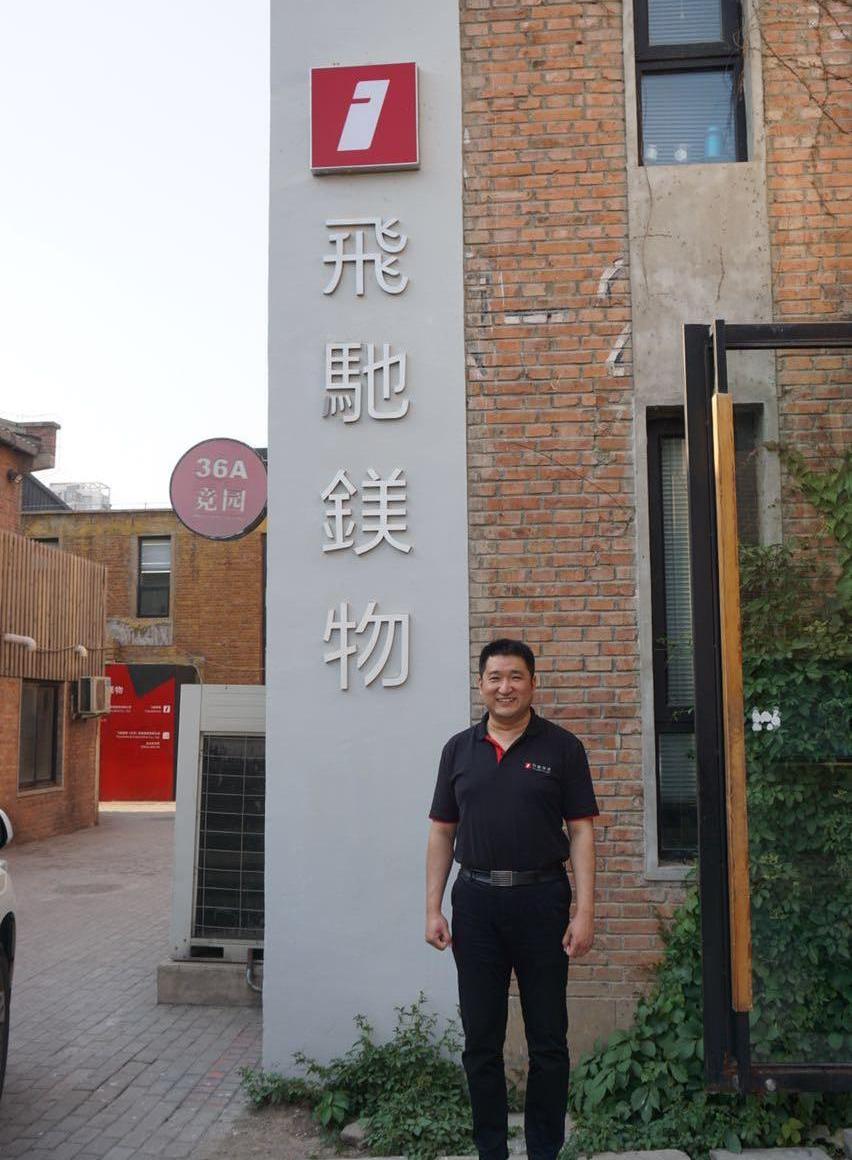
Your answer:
[490,870,514,887]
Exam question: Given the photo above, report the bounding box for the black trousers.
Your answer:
[451,873,572,1160]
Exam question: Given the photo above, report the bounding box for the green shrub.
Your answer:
[239,1066,318,1108]
[565,883,850,1159]
[240,996,474,1160]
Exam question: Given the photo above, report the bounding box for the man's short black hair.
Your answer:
[478,638,535,678]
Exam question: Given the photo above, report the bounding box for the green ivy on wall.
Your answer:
[567,450,852,1157]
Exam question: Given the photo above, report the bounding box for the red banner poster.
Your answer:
[99,664,176,801]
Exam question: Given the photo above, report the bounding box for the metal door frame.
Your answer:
[683,319,852,1094]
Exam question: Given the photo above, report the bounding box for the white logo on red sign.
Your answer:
[311,63,418,174]
[337,79,390,152]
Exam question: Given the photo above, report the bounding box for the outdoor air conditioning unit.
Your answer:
[75,676,111,717]
[171,685,265,963]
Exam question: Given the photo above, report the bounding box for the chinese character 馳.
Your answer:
[323,343,409,423]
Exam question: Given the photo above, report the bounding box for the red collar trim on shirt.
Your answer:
[484,735,505,763]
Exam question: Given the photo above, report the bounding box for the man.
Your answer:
[426,638,597,1160]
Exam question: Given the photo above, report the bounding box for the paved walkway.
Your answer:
[0,807,261,1159]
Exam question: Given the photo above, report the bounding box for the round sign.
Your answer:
[169,438,267,540]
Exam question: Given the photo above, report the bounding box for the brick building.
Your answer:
[457,0,849,1047]
[22,505,266,799]
[0,420,107,842]
[267,0,850,1064]
[23,507,266,686]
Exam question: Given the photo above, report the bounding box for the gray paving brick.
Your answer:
[0,811,260,1159]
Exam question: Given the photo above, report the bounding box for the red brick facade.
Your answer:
[763,0,851,559]
[461,1,671,1037]
[1,422,105,843]
[458,0,850,1044]
[0,677,99,843]
[22,509,265,686]
[0,445,29,532]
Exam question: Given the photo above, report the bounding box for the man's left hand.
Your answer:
[562,911,594,958]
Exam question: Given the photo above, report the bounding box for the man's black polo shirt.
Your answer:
[429,709,599,871]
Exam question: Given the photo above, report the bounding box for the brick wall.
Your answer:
[0,444,29,532]
[0,677,99,844]
[762,0,851,556]
[22,510,265,685]
[459,0,682,1050]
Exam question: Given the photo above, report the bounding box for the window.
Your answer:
[19,681,61,789]
[647,409,758,860]
[138,537,171,617]
[634,0,746,166]
[33,537,59,547]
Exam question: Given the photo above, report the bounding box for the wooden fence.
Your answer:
[0,530,107,681]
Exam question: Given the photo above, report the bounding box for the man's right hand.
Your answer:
[425,912,452,950]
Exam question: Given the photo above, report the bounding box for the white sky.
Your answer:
[0,1,269,509]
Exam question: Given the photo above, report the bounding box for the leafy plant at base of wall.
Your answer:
[239,1066,318,1108]
[313,1087,350,1128]
[240,996,474,1160]
[564,882,849,1159]
[565,538,851,1160]
[295,996,473,1160]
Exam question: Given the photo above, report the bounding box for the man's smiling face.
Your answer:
[479,653,536,730]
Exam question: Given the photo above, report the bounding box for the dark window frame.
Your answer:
[137,536,171,619]
[634,0,748,166]
[18,680,62,790]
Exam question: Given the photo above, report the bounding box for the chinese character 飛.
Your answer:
[323,217,409,296]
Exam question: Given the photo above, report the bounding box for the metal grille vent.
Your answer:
[193,733,264,942]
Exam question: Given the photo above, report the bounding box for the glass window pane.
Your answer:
[658,733,698,855]
[139,575,170,617]
[648,0,723,45]
[140,538,171,572]
[18,684,38,784]
[641,70,737,165]
[660,436,694,705]
[19,683,58,786]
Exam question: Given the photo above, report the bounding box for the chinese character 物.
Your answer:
[323,601,410,689]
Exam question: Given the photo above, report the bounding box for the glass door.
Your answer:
[684,320,852,1093]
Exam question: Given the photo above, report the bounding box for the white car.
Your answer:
[0,809,15,1101]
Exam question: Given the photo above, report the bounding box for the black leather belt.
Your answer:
[460,865,566,887]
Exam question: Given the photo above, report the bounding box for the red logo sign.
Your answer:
[170,438,267,541]
[311,62,419,174]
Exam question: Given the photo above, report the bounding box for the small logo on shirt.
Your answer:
[524,761,552,774]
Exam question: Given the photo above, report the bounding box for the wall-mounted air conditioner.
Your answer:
[75,676,111,716]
